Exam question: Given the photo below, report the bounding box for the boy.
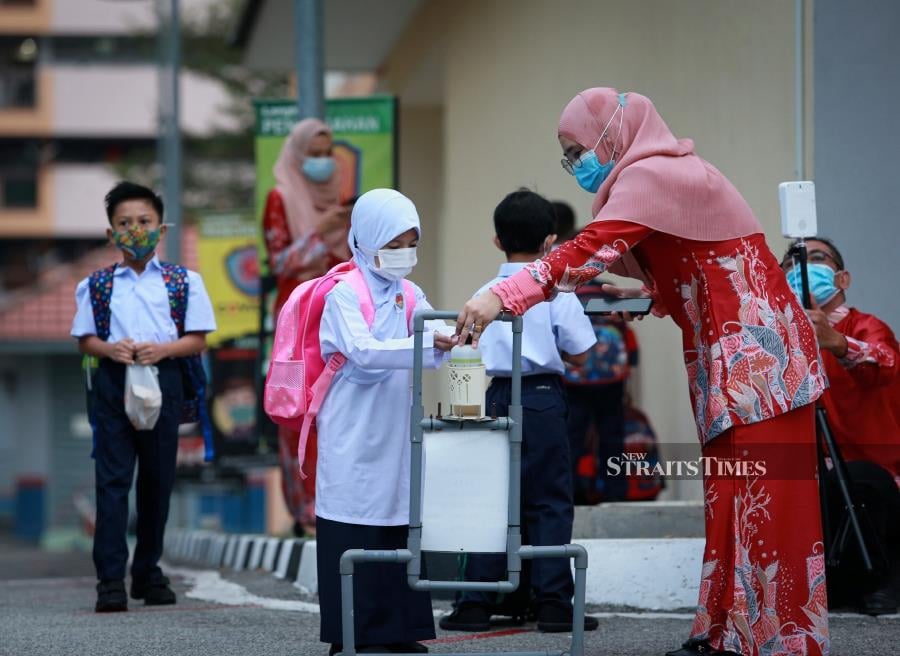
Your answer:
[439,189,599,633]
[71,182,216,612]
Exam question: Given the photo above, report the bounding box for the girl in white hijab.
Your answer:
[314,189,451,654]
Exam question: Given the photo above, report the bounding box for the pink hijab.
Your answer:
[273,118,343,241]
[558,88,762,243]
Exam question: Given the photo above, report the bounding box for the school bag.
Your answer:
[84,263,214,462]
[264,259,416,477]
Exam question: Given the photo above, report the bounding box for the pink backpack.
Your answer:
[264,260,416,477]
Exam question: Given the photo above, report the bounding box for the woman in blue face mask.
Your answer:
[457,87,832,656]
[263,118,354,538]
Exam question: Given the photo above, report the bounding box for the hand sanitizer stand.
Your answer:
[337,311,590,656]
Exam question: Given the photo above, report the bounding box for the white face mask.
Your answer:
[375,246,417,280]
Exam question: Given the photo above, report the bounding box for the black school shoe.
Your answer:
[859,587,899,616]
[328,647,396,655]
[95,580,127,613]
[535,603,599,633]
[387,643,428,653]
[664,638,715,656]
[130,575,176,605]
[438,603,491,631]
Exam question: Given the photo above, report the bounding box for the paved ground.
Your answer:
[1,537,898,656]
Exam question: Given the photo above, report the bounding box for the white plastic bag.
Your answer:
[124,364,162,431]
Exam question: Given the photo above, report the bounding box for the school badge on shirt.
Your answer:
[395,292,405,311]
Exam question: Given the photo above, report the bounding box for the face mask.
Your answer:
[112,225,162,260]
[302,157,336,182]
[575,150,615,193]
[375,246,417,281]
[573,93,626,194]
[786,263,840,306]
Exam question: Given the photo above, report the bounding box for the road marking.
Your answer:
[426,628,532,644]
[167,566,321,614]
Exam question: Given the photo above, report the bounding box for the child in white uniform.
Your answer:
[315,189,452,654]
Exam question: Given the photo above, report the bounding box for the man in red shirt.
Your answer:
[783,237,900,615]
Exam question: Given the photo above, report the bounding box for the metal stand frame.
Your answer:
[338,311,589,656]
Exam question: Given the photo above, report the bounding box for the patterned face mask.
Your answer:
[112,225,162,260]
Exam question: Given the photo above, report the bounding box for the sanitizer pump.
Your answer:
[447,339,486,418]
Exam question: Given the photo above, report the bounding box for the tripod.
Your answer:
[793,241,878,573]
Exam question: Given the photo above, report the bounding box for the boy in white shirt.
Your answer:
[440,189,599,633]
[71,182,216,612]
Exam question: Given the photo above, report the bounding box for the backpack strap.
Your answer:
[160,262,215,462]
[401,280,417,327]
[159,262,189,336]
[295,268,418,479]
[88,264,117,342]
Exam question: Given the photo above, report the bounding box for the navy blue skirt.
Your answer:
[316,516,435,646]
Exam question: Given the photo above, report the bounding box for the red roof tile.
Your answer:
[0,227,200,342]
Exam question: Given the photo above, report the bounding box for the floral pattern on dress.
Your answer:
[691,476,830,656]
[841,335,897,369]
[683,240,827,445]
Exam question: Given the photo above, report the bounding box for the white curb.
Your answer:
[294,540,318,595]
[165,530,705,610]
[574,538,704,609]
[248,536,267,570]
[261,537,282,571]
[274,539,299,579]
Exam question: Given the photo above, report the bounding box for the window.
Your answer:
[51,36,156,65]
[0,36,37,108]
[0,169,38,209]
[0,144,38,209]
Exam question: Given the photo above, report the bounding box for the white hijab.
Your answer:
[348,189,421,319]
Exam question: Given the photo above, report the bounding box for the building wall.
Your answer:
[0,0,51,34]
[50,66,238,138]
[814,0,900,329]
[50,0,155,34]
[399,105,443,303]
[50,163,117,237]
[410,0,800,498]
[397,104,445,409]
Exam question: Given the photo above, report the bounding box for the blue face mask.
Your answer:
[572,93,627,194]
[302,156,336,182]
[575,150,615,193]
[786,263,840,306]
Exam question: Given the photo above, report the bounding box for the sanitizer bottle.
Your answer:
[447,339,486,418]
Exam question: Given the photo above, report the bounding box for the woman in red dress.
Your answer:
[263,118,352,536]
[457,88,830,656]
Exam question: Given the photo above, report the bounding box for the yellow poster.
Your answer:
[197,211,260,347]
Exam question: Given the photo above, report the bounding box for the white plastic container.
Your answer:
[447,343,486,418]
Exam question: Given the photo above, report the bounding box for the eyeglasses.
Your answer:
[561,156,581,175]
[781,249,842,271]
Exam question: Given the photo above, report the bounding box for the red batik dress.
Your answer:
[263,188,347,530]
[493,220,830,656]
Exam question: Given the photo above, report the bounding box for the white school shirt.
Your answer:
[475,262,597,377]
[71,256,217,341]
[315,280,447,526]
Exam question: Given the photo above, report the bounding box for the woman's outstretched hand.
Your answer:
[455,291,504,347]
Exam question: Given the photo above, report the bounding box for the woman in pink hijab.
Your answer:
[456,89,830,656]
[263,118,352,537]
